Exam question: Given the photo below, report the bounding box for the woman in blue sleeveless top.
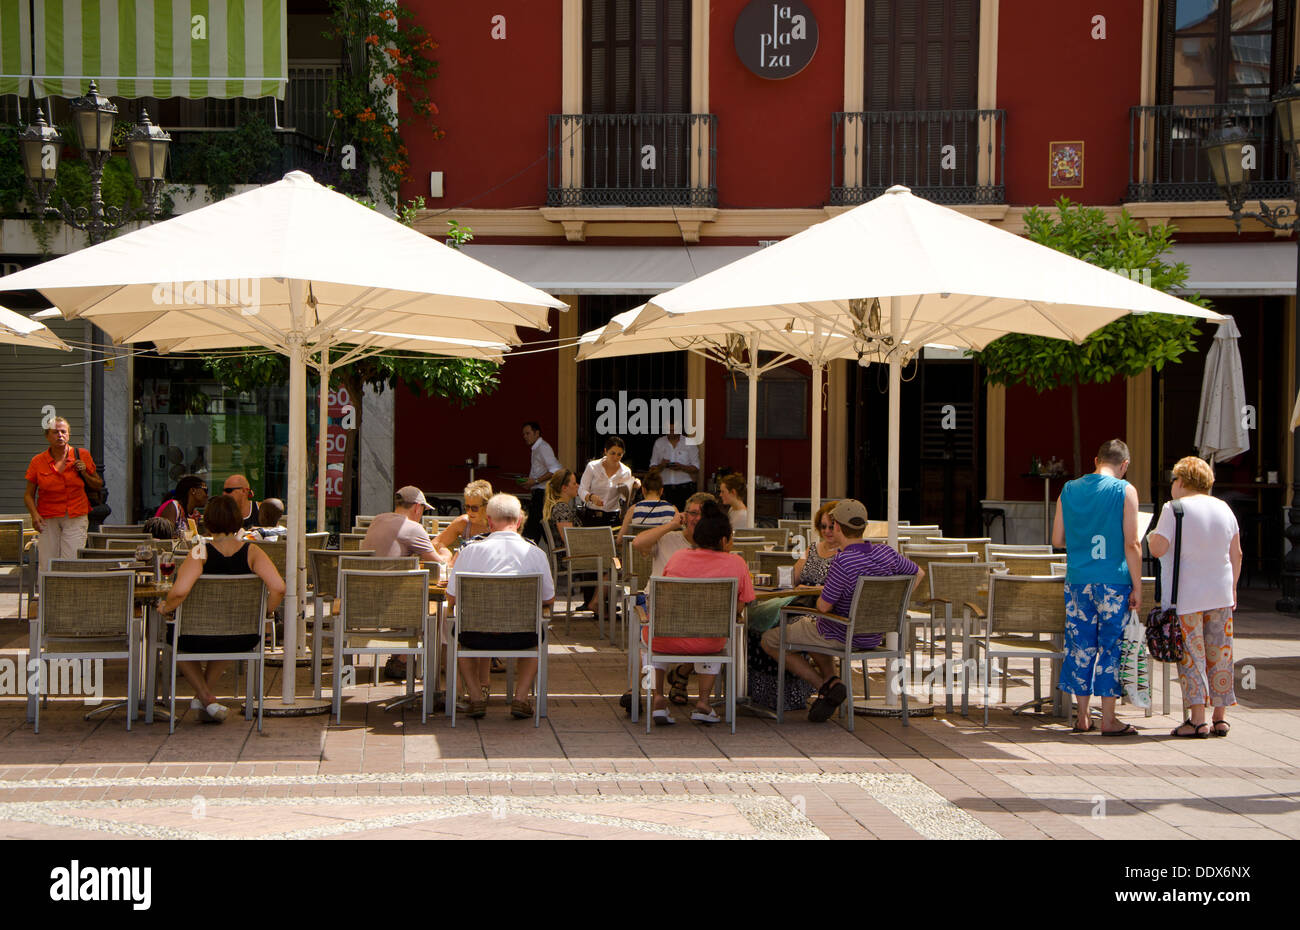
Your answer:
[1051,439,1144,736]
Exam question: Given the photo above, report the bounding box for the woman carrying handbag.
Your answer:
[1147,456,1242,738]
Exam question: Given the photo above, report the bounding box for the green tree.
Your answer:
[969,198,1210,475]
[199,212,493,526]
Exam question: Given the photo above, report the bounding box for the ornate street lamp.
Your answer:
[19,81,171,244]
[1205,66,1300,613]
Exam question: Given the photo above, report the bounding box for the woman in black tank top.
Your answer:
[158,496,286,723]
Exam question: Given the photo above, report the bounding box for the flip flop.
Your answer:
[808,677,847,723]
[1102,723,1141,737]
[652,708,676,726]
[1070,721,1094,733]
[690,708,721,724]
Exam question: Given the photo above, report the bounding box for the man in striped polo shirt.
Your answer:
[761,499,923,722]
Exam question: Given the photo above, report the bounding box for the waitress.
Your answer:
[24,416,103,574]
[578,436,637,528]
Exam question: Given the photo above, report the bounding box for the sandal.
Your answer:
[510,699,534,720]
[652,708,676,726]
[1070,720,1094,733]
[1169,720,1209,739]
[808,676,847,723]
[1211,720,1231,738]
[467,701,488,719]
[491,658,506,674]
[666,666,690,706]
[690,707,721,725]
[1101,723,1141,737]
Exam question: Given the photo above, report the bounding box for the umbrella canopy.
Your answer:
[0,304,71,351]
[626,186,1225,542]
[0,171,565,711]
[1194,318,1250,464]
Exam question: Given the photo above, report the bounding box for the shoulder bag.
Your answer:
[1145,500,1186,663]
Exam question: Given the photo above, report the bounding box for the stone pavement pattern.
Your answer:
[1,588,1297,840]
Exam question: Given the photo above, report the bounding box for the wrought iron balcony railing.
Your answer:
[1127,103,1293,202]
[547,113,717,207]
[831,109,1005,205]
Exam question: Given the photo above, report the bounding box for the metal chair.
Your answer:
[730,540,769,570]
[987,544,1054,557]
[963,574,1068,724]
[902,542,971,556]
[339,533,368,551]
[925,536,993,559]
[736,527,790,550]
[332,568,431,723]
[87,532,150,549]
[75,548,143,561]
[562,526,622,643]
[447,572,547,727]
[99,524,145,533]
[757,549,799,580]
[998,553,1066,576]
[920,561,1007,711]
[0,519,33,621]
[634,577,740,734]
[307,548,375,699]
[622,534,654,594]
[49,559,131,572]
[775,574,917,730]
[32,570,137,734]
[353,515,377,531]
[164,574,268,733]
[337,555,427,689]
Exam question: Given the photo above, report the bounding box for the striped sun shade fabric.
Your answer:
[2,0,287,99]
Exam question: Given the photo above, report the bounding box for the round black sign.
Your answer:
[734,0,819,80]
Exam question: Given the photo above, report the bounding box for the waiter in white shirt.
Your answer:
[649,422,700,512]
[520,421,562,542]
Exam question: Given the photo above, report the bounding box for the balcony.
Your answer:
[1127,103,1292,202]
[831,109,1006,206]
[547,113,717,207]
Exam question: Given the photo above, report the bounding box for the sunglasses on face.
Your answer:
[223,487,249,494]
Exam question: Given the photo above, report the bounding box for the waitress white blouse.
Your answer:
[579,458,634,514]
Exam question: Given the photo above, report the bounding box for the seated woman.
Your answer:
[434,479,492,562]
[642,501,754,725]
[156,495,285,723]
[745,501,840,711]
[718,473,750,530]
[542,469,579,550]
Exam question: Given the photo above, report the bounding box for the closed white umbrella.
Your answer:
[1195,318,1250,464]
[628,186,1225,544]
[0,170,564,714]
[0,304,71,351]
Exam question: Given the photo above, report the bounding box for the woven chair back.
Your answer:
[927,561,1005,616]
[176,575,266,637]
[42,572,133,639]
[99,524,146,534]
[730,540,768,570]
[0,520,23,563]
[455,573,542,635]
[563,526,616,561]
[738,527,790,549]
[257,539,287,578]
[903,542,971,556]
[988,544,1054,557]
[987,575,1067,635]
[845,575,916,638]
[648,577,736,639]
[623,537,654,591]
[310,549,374,600]
[999,553,1066,576]
[50,559,130,572]
[340,570,428,634]
[105,536,166,554]
[757,550,799,575]
[339,555,420,574]
[75,548,142,561]
[339,533,368,551]
[905,551,977,609]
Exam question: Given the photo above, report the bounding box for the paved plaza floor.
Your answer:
[1,587,1297,842]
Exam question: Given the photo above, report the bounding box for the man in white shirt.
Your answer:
[649,423,700,511]
[447,493,555,719]
[520,421,562,543]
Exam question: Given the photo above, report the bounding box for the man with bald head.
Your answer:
[222,474,259,530]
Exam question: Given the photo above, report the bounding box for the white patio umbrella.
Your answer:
[626,186,1225,543]
[0,304,71,351]
[0,170,564,712]
[1194,318,1250,464]
[580,307,891,517]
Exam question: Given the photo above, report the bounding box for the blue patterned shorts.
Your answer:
[1060,583,1131,698]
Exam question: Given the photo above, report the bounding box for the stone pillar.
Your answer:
[101,348,133,523]
[358,384,395,515]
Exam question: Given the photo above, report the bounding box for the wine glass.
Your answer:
[159,552,176,582]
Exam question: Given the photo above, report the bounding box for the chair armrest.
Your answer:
[919,597,950,606]
[962,602,986,620]
[778,606,849,625]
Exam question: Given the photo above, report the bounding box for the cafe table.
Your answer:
[737,585,824,718]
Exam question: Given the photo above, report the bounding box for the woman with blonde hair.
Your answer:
[1148,456,1242,738]
[542,469,579,545]
[434,479,493,559]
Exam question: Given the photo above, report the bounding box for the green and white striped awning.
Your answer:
[0,1,33,96]
[11,0,287,100]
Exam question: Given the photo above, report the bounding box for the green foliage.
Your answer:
[167,116,282,200]
[0,126,27,213]
[325,0,443,209]
[445,219,473,249]
[970,198,1210,391]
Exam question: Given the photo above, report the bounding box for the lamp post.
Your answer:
[17,81,171,245]
[1205,66,1300,613]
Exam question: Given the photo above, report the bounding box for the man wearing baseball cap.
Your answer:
[363,486,445,681]
[760,499,922,723]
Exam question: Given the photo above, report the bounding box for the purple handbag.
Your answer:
[1145,500,1186,663]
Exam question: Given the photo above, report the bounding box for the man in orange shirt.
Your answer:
[24,417,103,574]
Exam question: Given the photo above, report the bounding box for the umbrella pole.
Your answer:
[317,353,330,533]
[811,360,822,518]
[747,333,759,518]
[886,297,902,707]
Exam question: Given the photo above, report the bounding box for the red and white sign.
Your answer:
[327,386,352,419]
